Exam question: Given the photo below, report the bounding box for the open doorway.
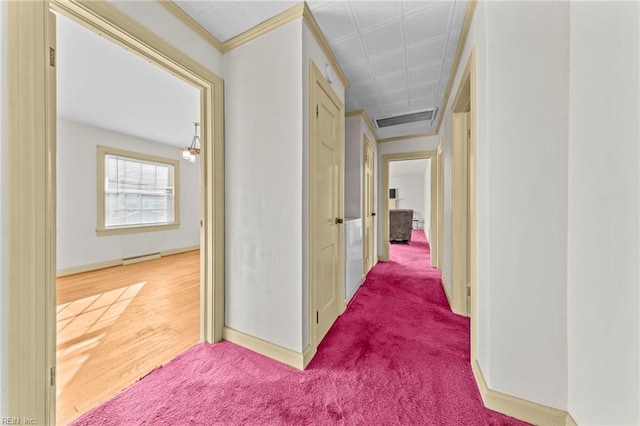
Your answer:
[54,13,202,423]
[381,151,438,262]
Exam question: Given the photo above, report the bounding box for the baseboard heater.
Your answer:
[122,252,161,265]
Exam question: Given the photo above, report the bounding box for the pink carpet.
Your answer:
[72,230,528,425]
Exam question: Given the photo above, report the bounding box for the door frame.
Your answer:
[308,60,345,358]
[450,48,477,355]
[362,134,376,275]
[380,151,437,262]
[7,1,225,422]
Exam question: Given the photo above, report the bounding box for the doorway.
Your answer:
[363,135,376,275]
[54,13,203,423]
[7,2,225,423]
[450,49,477,320]
[381,151,438,262]
[309,61,345,354]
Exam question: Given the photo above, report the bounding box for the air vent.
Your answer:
[374,108,438,129]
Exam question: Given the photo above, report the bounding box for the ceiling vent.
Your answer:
[374,108,438,129]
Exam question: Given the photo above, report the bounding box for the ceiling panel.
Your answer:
[351,1,403,31]
[176,0,470,140]
[361,19,404,57]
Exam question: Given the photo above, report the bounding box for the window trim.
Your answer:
[96,145,181,236]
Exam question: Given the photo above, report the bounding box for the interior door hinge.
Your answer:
[316,311,319,324]
[316,105,319,118]
[467,128,471,139]
[49,47,56,67]
[467,287,471,296]
[50,366,56,386]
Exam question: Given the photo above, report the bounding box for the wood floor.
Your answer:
[56,250,200,425]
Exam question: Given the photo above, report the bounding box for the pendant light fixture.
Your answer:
[182,121,201,163]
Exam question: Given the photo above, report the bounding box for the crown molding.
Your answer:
[378,132,438,144]
[346,109,379,142]
[434,0,478,134]
[222,3,305,53]
[155,1,223,52]
[301,3,349,88]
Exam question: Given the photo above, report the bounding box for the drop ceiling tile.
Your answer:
[364,105,385,119]
[452,0,470,31]
[351,1,403,31]
[380,87,408,105]
[376,128,395,139]
[445,33,461,60]
[383,101,410,116]
[408,63,442,86]
[247,2,297,23]
[197,3,260,42]
[358,93,382,110]
[361,19,404,57]
[409,95,437,111]
[175,1,214,17]
[410,122,431,133]
[438,78,449,94]
[370,49,405,77]
[331,35,367,67]
[407,37,446,68]
[376,72,408,94]
[311,1,359,41]
[435,92,445,106]
[342,60,373,83]
[350,80,379,98]
[405,2,452,45]
[404,0,446,15]
[409,81,439,99]
[346,95,361,112]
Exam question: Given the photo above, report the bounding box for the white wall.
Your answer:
[0,0,8,416]
[377,135,438,255]
[567,2,640,424]
[57,120,200,269]
[345,116,362,218]
[109,0,222,76]
[223,20,304,352]
[389,172,426,226]
[442,0,570,410]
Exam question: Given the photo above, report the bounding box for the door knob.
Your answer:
[335,218,344,224]
[372,212,376,216]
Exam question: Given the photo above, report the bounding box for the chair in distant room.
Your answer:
[389,209,413,243]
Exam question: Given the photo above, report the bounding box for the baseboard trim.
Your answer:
[222,327,306,370]
[441,276,452,307]
[566,414,578,426]
[302,344,316,369]
[472,359,573,426]
[56,245,200,277]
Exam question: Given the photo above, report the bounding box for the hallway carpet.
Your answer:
[72,230,528,425]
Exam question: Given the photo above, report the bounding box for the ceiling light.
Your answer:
[182,121,201,162]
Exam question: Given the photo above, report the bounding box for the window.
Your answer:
[97,146,180,235]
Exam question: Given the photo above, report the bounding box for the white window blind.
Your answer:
[104,153,175,228]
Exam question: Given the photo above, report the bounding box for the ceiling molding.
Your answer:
[346,109,379,142]
[434,0,478,134]
[378,132,437,144]
[301,2,350,89]
[155,0,223,52]
[222,3,305,53]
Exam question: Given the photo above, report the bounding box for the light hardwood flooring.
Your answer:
[56,250,200,425]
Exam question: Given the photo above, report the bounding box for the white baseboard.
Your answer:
[56,245,200,277]
[472,359,574,426]
[222,327,308,370]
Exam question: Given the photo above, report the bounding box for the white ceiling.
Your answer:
[175,0,468,140]
[57,13,200,148]
[389,158,429,176]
